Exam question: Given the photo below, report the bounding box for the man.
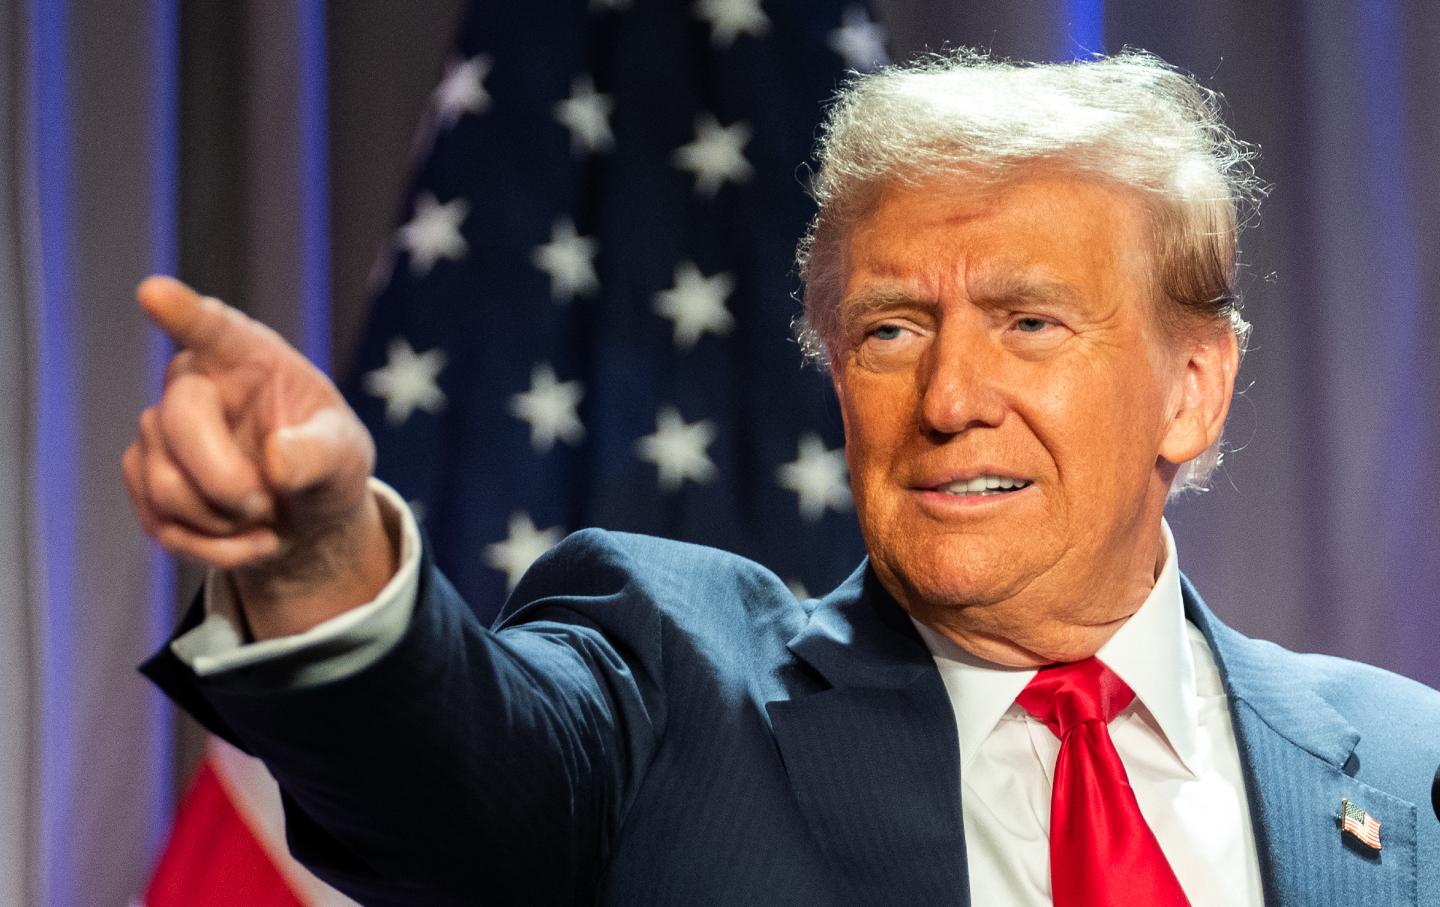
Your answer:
[132,51,1440,905]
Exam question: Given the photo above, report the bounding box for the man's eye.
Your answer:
[1014,317,1050,333]
[870,324,905,341]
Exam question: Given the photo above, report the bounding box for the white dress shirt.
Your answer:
[175,490,1265,904]
[913,520,1264,905]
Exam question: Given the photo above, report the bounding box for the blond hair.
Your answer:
[796,49,1264,491]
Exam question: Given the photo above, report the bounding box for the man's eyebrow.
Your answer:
[838,275,1082,324]
[968,274,1083,308]
[837,287,932,324]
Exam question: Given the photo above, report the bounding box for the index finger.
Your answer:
[136,275,262,364]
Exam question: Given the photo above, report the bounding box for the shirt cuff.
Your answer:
[169,478,422,686]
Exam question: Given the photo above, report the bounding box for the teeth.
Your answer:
[940,475,1031,495]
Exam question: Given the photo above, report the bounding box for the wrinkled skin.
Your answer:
[829,173,1237,666]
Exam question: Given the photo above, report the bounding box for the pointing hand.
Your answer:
[123,277,396,638]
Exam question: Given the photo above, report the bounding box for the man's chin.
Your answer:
[873,528,1051,598]
[878,559,1046,618]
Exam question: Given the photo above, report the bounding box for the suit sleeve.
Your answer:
[167,478,421,687]
[140,529,668,906]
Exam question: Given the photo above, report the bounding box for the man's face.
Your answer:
[831,173,1209,663]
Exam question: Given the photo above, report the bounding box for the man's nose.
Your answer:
[917,325,1007,436]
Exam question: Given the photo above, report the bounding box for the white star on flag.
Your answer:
[554,76,615,155]
[694,0,770,47]
[776,433,851,520]
[532,217,600,302]
[433,55,493,130]
[673,114,753,197]
[485,512,564,591]
[363,338,447,425]
[636,406,718,491]
[396,192,469,276]
[509,363,586,452]
[829,6,888,71]
[654,262,735,348]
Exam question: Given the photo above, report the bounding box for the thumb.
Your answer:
[263,406,375,499]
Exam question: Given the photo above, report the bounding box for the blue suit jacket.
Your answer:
[143,529,1440,905]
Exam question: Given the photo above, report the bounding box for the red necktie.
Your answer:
[1015,657,1190,907]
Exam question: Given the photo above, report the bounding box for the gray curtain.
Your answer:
[3,1,178,903]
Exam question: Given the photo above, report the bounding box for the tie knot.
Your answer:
[1015,656,1135,738]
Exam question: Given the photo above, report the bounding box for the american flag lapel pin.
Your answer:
[1340,799,1382,851]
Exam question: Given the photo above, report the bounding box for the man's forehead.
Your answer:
[837,174,1155,313]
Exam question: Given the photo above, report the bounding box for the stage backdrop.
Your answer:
[5,1,1439,904]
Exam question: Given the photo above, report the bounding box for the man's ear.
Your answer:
[1159,327,1239,465]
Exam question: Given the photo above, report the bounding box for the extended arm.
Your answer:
[127,279,663,903]
[145,527,666,903]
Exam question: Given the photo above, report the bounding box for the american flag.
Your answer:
[344,0,886,623]
[1341,799,1382,851]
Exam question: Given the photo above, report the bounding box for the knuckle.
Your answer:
[133,505,160,536]
[124,488,158,535]
[139,406,160,439]
[157,376,204,431]
[154,524,187,554]
[145,461,191,515]
[122,452,150,506]
[121,443,140,476]
[163,351,195,387]
[154,405,186,452]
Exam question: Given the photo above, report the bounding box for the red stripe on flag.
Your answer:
[144,758,306,907]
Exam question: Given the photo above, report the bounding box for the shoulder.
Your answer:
[487,529,817,708]
[1224,633,1440,781]
[1189,575,1440,789]
[1187,578,1440,737]
[495,527,810,637]
[507,528,798,606]
[1294,646,1440,730]
[1240,636,1440,721]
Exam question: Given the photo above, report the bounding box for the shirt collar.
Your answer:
[912,518,1201,776]
[1094,519,1201,776]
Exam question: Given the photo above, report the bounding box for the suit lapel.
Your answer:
[768,564,969,905]
[766,568,1421,906]
[1184,577,1418,906]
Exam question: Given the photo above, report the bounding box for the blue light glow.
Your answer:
[1064,0,1105,58]
[1356,0,1431,677]
[298,0,331,368]
[145,0,180,862]
[32,0,79,901]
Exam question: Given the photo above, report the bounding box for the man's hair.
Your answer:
[795,49,1264,493]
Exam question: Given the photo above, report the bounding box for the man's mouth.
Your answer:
[934,475,1033,496]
